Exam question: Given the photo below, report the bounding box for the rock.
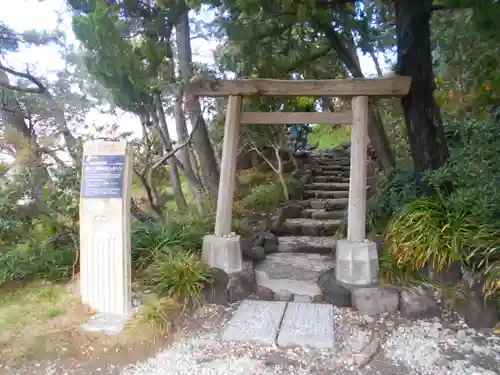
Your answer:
[239,237,254,252]
[317,268,351,307]
[228,261,255,303]
[253,235,266,247]
[262,232,278,254]
[255,285,274,301]
[281,205,303,219]
[242,246,266,261]
[275,289,293,301]
[456,329,467,341]
[462,273,500,329]
[270,210,286,231]
[399,286,439,319]
[293,294,312,303]
[426,262,462,286]
[204,268,229,305]
[352,286,400,315]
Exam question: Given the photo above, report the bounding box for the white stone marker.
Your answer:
[79,140,133,315]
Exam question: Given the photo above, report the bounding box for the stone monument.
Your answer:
[79,140,133,317]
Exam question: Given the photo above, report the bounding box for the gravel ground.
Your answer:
[9,303,500,375]
[117,305,500,375]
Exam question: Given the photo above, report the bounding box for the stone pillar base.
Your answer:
[202,234,243,274]
[335,240,378,285]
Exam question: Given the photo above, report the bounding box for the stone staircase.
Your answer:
[253,147,352,303]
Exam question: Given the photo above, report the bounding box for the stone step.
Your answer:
[294,198,349,210]
[300,208,346,220]
[277,236,337,254]
[318,170,350,177]
[318,164,350,170]
[303,190,349,199]
[311,210,347,220]
[255,253,335,299]
[280,218,341,236]
[313,176,350,183]
[310,198,349,210]
[305,182,350,191]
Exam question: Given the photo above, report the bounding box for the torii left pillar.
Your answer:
[202,96,243,274]
[335,96,379,285]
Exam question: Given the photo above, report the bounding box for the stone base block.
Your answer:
[202,234,242,274]
[336,240,378,285]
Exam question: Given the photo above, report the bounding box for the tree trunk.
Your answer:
[394,0,449,192]
[317,24,395,171]
[170,94,207,215]
[344,34,395,171]
[176,7,220,201]
[150,100,187,210]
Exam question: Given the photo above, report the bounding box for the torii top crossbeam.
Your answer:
[185,76,411,97]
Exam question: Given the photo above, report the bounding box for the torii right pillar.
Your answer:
[336,95,379,285]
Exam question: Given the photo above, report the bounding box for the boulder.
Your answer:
[352,286,400,316]
[400,286,439,319]
[462,271,499,329]
[254,285,275,301]
[228,260,255,303]
[242,245,266,261]
[317,268,352,307]
[204,268,230,305]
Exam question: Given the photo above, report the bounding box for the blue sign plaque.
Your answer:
[81,155,126,199]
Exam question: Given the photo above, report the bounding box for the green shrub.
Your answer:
[0,166,80,287]
[367,167,417,233]
[373,112,500,299]
[131,215,215,270]
[243,178,301,212]
[141,251,212,305]
[386,197,459,271]
[379,247,425,285]
[243,182,284,212]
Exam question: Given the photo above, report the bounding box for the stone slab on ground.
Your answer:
[276,302,337,349]
[80,312,129,336]
[277,236,336,254]
[255,253,335,297]
[221,300,287,345]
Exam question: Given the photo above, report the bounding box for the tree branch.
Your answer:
[0,62,46,94]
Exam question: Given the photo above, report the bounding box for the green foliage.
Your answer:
[243,178,301,212]
[141,251,212,305]
[131,215,215,270]
[243,182,283,212]
[367,167,417,233]
[0,168,80,287]
[308,125,351,150]
[376,112,500,299]
[386,197,462,271]
[379,248,425,286]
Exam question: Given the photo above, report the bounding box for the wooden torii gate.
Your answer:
[186,77,411,285]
